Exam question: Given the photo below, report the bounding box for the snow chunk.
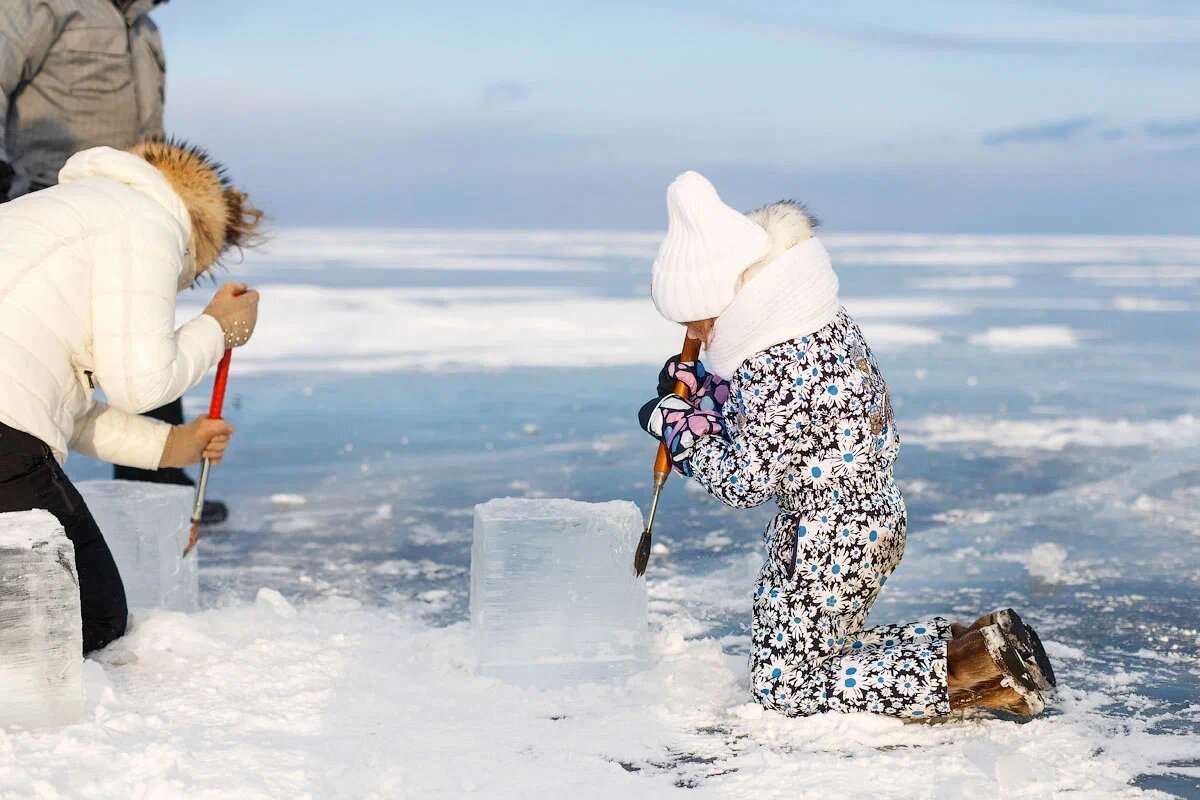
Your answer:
[844,297,963,318]
[1025,543,1069,583]
[908,414,1200,451]
[857,322,941,351]
[932,509,994,526]
[910,275,1017,290]
[1113,295,1195,312]
[1044,641,1086,660]
[256,587,298,619]
[969,325,1080,350]
[1071,264,1200,287]
[701,531,733,550]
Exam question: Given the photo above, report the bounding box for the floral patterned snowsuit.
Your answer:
[688,309,951,718]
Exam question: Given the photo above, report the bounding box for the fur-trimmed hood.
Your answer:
[129,139,263,286]
[58,146,193,288]
[59,141,262,289]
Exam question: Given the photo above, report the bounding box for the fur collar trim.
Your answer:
[130,140,229,280]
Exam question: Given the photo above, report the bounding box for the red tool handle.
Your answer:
[184,348,234,557]
[208,349,233,419]
[652,334,703,484]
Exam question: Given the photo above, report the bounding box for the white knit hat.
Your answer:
[650,171,770,323]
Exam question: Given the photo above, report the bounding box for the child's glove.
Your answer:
[656,356,730,413]
[638,394,729,476]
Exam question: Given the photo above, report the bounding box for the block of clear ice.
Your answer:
[0,510,84,729]
[77,480,198,612]
[470,498,648,687]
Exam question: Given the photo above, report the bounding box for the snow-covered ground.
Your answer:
[4,231,1197,798]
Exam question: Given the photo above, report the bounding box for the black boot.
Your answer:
[200,500,228,526]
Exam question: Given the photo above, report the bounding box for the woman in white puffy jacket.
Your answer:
[0,139,263,654]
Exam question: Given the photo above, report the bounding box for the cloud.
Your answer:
[982,115,1106,146]
[794,24,1059,55]
[1030,0,1198,13]
[1144,118,1200,139]
[982,115,1200,148]
[717,5,1200,55]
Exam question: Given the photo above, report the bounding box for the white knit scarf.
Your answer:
[703,236,841,379]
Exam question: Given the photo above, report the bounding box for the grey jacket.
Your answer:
[0,0,166,200]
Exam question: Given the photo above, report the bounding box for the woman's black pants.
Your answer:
[0,422,127,654]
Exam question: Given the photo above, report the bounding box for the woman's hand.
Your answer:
[160,416,236,468]
[203,282,260,348]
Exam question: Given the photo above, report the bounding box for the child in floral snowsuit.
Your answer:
[639,172,1052,720]
[658,314,952,717]
[646,311,951,718]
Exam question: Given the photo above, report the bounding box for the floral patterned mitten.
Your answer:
[638,394,730,476]
[656,356,730,413]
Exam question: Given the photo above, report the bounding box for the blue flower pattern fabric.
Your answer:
[686,309,951,718]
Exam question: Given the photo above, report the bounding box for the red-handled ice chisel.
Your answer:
[183,348,232,557]
[633,333,702,577]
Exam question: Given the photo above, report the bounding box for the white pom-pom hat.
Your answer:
[648,171,842,378]
[650,171,770,323]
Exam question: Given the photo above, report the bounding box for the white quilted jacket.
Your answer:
[0,147,225,468]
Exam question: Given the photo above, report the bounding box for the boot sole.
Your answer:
[980,625,1046,716]
[1023,624,1057,689]
[981,609,1057,690]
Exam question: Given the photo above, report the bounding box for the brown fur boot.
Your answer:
[968,608,1056,689]
[948,625,1045,716]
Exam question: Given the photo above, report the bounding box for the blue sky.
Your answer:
[156,1,1199,232]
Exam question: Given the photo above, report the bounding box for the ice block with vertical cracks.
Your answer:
[0,510,84,729]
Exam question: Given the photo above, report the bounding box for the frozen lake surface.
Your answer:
[5,231,1196,798]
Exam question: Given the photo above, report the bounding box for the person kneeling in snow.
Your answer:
[0,139,263,654]
[638,172,1056,718]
